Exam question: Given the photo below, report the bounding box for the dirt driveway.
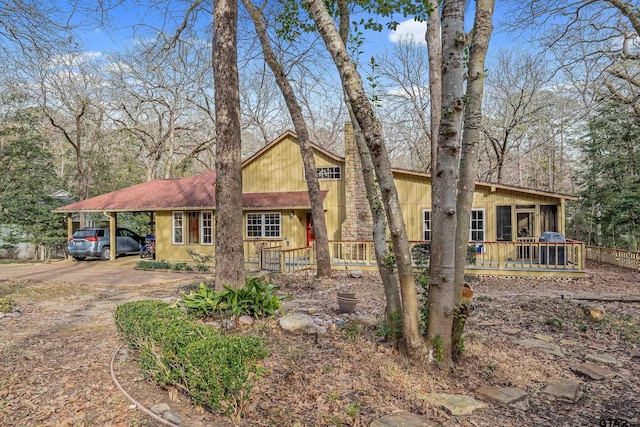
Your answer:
[0,257,210,286]
[0,259,210,426]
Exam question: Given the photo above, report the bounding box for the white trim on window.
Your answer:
[422,209,431,241]
[246,212,282,238]
[470,208,485,241]
[201,211,213,245]
[172,211,184,245]
[316,166,341,180]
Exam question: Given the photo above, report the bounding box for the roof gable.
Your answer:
[242,130,343,169]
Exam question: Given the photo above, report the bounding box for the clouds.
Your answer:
[388,19,427,45]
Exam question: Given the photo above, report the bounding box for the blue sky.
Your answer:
[75,1,520,61]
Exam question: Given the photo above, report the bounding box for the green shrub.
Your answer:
[173,262,193,271]
[411,243,430,269]
[114,300,267,418]
[183,334,267,415]
[0,297,12,313]
[467,245,478,265]
[136,260,172,270]
[187,249,214,271]
[376,309,403,341]
[178,278,288,318]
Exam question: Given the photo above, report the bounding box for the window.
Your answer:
[496,206,512,241]
[246,213,281,238]
[201,211,213,245]
[172,212,184,244]
[422,210,431,241]
[316,166,341,180]
[470,209,485,241]
[173,211,213,245]
[423,208,484,241]
[188,211,200,244]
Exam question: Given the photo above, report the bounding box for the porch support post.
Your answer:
[108,212,117,262]
[66,213,73,241]
[559,199,566,235]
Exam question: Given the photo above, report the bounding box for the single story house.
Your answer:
[56,124,584,277]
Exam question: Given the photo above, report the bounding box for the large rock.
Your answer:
[533,334,554,343]
[370,410,438,427]
[571,362,616,380]
[417,393,485,416]
[279,313,326,334]
[543,379,581,402]
[237,315,255,326]
[476,385,527,404]
[574,301,605,322]
[585,354,618,366]
[150,402,171,415]
[163,411,182,425]
[515,338,563,357]
[348,269,364,278]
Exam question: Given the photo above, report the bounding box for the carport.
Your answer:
[54,171,217,262]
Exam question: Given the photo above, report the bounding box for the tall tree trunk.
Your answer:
[306,0,425,358]
[427,0,466,368]
[452,0,495,361]
[426,4,442,173]
[337,0,401,317]
[213,0,245,288]
[241,0,332,278]
[348,112,402,318]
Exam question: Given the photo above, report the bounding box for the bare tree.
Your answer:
[336,0,401,320]
[240,62,290,146]
[507,0,640,116]
[214,0,245,288]
[377,38,432,171]
[426,4,442,172]
[0,1,76,66]
[307,0,425,358]
[481,50,549,183]
[426,0,466,368]
[241,0,332,277]
[452,0,495,360]
[32,52,110,206]
[108,35,216,180]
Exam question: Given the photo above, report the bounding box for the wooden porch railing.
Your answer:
[472,240,585,271]
[245,239,586,274]
[259,245,313,273]
[243,239,284,264]
[586,245,640,270]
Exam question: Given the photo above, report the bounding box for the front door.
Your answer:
[306,213,315,246]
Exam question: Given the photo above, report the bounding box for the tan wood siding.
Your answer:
[242,135,345,246]
[155,210,215,263]
[392,171,567,242]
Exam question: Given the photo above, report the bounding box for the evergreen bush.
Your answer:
[114,300,267,417]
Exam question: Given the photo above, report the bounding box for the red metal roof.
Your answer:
[242,191,327,209]
[55,170,327,212]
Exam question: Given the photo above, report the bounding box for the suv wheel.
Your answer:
[100,247,111,261]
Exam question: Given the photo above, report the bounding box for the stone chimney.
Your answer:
[341,122,373,241]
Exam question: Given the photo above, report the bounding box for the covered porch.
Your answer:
[253,239,586,278]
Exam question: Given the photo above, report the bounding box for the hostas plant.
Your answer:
[177,278,289,318]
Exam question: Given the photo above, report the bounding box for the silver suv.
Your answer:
[68,227,144,261]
